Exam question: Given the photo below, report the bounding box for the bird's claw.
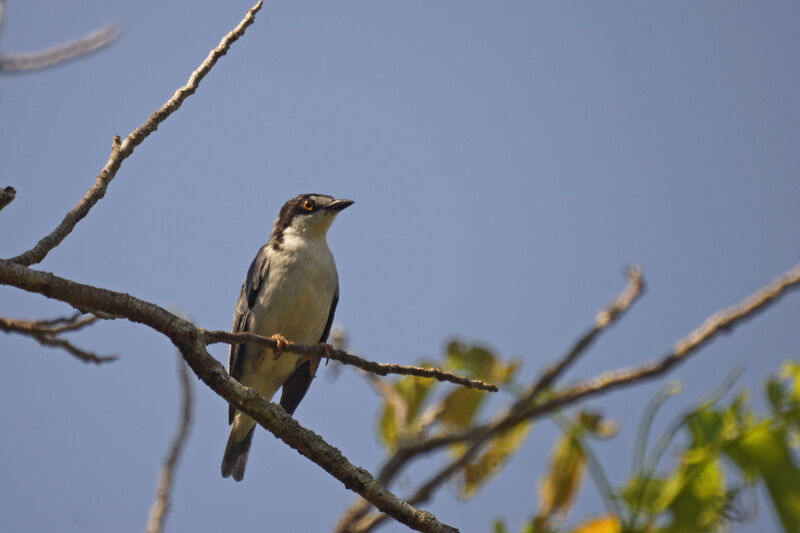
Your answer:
[271,334,290,359]
[319,342,333,364]
[299,343,333,378]
[255,334,290,368]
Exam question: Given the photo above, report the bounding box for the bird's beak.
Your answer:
[326,199,354,212]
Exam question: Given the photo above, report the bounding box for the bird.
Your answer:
[221,193,353,481]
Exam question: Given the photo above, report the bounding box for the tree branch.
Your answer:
[146,354,194,533]
[337,263,800,533]
[512,262,800,428]
[0,259,457,533]
[0,23,122,72]
[204,330,498,392]
[4,0,264,266]
[523,265,644,401]
[0,186,15,212]
[0,313,116,364]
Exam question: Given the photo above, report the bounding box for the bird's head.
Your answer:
[270,194,353,247]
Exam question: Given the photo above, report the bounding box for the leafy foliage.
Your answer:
[373,342,800,533]
[499,362,800,533]
[376,341,522,492]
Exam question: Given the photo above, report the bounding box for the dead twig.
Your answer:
[523,265,644,402]
[0,23,121,72]
[0,313,116,364]
[146,355,194,533]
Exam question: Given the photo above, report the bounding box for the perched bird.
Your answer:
[221,193,353,481]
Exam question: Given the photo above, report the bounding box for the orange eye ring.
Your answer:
[302,200,315,211]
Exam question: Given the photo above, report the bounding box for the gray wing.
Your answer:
[279,286,338,415]
[228,245,270,424]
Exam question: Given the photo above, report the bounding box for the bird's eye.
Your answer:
[302,200,315,212]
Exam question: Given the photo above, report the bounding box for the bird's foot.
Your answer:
[300,343,333,378]
[319,342,333,366]
[270,334,290,359]
[255,334,290,367]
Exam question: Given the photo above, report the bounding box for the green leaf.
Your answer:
[621,476,669,514]
[767,377,788,413]
[771,364,800,433]
[492,519,508,533]
[664,456,727,532]
[522,516,555,533]
[724,420,800,532]
[782,361,800,402]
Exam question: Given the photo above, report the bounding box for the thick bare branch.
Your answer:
[0,259,457,533]
[204,330,498,392]
[5,0,264,266]
[146,355,194,533]
[338,263,800,533]
[0,313,116,364]
[0,23,121,72]
[0,186,15,211]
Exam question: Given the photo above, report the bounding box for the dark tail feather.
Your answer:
[221,425,255,481]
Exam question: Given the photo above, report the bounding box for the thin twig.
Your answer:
[0,314,116,364]
[5,0,264,266]
[338,263,800,533]
[146,355,194,533]
[0,186,15,211]
[0,23,122,72]
[3,312,100,334]
[512,262,800,429]
[523,266,644,402]
[204,330,498,392]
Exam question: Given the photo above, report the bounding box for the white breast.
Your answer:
[255,235,337,342]
[243,234,338,397]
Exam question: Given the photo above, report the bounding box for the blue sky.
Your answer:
[1,2,799,532]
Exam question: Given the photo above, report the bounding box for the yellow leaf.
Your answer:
[440,387,486,429]
[378,372,437,451]
[567,515,620,533]
[378,399,399,451]
[446,341,496,380]
[460,421,532,498]
[538,433,587,520]
[578,409,618,438]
